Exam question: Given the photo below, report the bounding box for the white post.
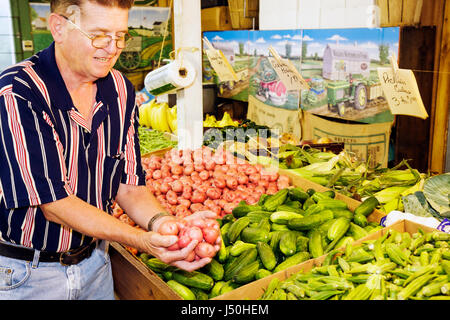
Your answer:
[173,0,203,150]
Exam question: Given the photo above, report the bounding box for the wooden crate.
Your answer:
[213,219,438,300]
[201,6,233,31]
[110,242,181,300]
[376,0,425,26]
[228,0,259,29]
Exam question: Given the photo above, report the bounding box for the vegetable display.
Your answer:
[138,127,177,155]
[259,228,450,300]
[138,184,384,300]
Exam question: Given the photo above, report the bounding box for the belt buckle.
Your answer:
[58,243,92,266]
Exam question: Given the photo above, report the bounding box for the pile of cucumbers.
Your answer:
[140,186,381,300]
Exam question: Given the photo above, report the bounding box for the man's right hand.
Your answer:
[140,231,212,272]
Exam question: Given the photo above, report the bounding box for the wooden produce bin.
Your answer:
[110,242,181,300]
[213,219,438,300]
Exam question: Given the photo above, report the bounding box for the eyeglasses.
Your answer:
[59,14,132,49]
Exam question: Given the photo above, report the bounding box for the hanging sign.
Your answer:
[267,46,309,91]
[203,37,238,82]
[377,55,428,119]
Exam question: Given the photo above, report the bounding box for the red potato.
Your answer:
[171,164,183,176]
[161,169,172,179]
[191,190,206,203]
[194,163,205,172]
[178,234,191,248]
[184,250,196,262]
[163,176,174,184]
[175,205,190,218]
[237,173,249,185]
[167,242,180,251]
[204,160,215,171]
[222,202,236,215]
[187,226,203,242]
[249,173,260,184]
[227,168,238,177]
[226,176,238,190]
[223,190,236,203]
[166,190,178,205]
[206,187,221,200]
[257,179,269,188]
[183,164,194,176]
[202,227,220,244]
[195,242,216,258]
[170,180,184,193]
[212,177,226,189]
[158,220,179,235]
[190,203,206,213]
[152,170,162,180]
[219,165,229,173]
[244,165,257,176]
[199,170,210,181]
[177,197,191,208]
[160,182,170,194]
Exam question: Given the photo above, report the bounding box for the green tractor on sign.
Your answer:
[327,74,368,117]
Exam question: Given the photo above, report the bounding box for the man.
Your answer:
[0,0,218,300]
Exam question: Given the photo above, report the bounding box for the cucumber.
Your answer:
[203,258,224,281]
[273,251,310,273]
[269,230,284,253]
[296,235,309,252]
[241,227,270,244]
[309,229,324,258]
[232,201,263,218]
[270,211,304,225]
[257,242,277,271]
[246,211,272,224]
[209,281,226,299]
[227,216,251,244]
[279,231,298,256]
[232,260,259,284]
[172,271,214,291]
[217,238,229,263]
[255,268,272,280]
[166,280,196,300]
[271,223,290,231]
[223,248,258,281]
[317,198,348,210]
[288,188,309,203]
[353,212,368,227]
[190,287,209,300]
[229,240,257,256]
[145,258,171,273]
[263,189,289,212]
[354,196,379,217]
[333,209,354,220]
[288,210,334,231]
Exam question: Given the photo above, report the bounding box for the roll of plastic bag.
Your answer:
[144,59,196,96]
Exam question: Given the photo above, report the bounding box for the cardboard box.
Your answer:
[301,111,393,168]
[213,219,437,300]
[201,6,233,31]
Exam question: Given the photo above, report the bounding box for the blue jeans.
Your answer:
[0,241,115,300]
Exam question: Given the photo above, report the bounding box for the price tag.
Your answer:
[203,37,238,82]
[377,67,428,119]
[268,46,309,91]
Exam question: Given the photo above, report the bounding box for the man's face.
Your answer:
[61,1,129,81]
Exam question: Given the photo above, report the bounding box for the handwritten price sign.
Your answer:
[377,67,428,119]
[267,46,309,92]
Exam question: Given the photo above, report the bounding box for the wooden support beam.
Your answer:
[429,0,450,174]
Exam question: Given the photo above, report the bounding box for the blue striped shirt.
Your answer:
[0,43,146,252]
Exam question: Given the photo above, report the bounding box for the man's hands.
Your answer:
[141,210,222,272]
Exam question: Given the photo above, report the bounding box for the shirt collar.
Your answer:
[38,42,119,112]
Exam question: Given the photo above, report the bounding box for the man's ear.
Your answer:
[48,13,66,43]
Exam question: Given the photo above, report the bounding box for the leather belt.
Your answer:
[0,240,98,266]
